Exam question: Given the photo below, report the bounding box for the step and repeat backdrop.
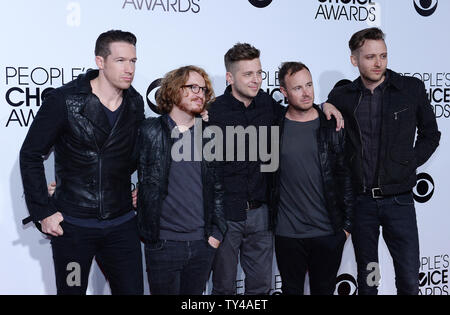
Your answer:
[0,0,448,295]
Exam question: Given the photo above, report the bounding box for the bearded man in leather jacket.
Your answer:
[137,65,227,295]
[20,30,145,295]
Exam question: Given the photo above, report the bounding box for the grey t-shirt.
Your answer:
[159,117,204,241]
[275,117,334,239]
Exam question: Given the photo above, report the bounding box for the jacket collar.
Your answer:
[223,85,262,109]
[347,68,402,92]
[279,104,333,129]
[77,69,138,148]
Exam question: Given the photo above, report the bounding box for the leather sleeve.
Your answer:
[19,89,66,222]
[335,128,354,233]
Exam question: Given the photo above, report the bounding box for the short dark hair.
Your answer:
[278,62,310,88]
[349,27,385,54]
[224,43,260,72]
[95,30,137,58]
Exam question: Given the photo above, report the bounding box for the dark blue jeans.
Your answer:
[51,217,143,295]
[352,192,420,295]
[145,239,216,295]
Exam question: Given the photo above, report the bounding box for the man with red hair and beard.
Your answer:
[137,65,227,295]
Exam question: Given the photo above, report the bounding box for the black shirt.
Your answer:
[208,86,281,221]
[101,101,123,128]
[355,73,388,189]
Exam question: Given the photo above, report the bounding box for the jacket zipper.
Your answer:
[98,156,103,218]
[354,92,366,192]
[393,108,408,120]
[377,84,389,191]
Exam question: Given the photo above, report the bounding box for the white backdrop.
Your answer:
[1,0,448,295]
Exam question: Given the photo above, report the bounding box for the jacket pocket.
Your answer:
[145,240,166,251]
[393,192,414,206]
[393,107,409,121]
[390,148,415,166]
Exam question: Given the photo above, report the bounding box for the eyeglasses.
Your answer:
[182,84,208,95]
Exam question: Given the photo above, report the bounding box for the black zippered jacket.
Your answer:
[136,115,227,243]
[327,69,441,195]
[20,70,145,222]
[269,106,354,233]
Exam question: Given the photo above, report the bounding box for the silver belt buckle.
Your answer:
[372,188,382,199]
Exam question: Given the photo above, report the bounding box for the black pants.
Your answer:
[51,217,143,295]
[352,192,420,295]
[275,233,346,295]
[145,239,216,295]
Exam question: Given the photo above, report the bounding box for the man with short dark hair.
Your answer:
[325,27,441,295]
[20,30,145,295]
[272,61,353,295]
[137,65,227,295]
[208,43,279,295]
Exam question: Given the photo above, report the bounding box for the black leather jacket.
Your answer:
[269,106,354,233]
[20,70,145,222]
[137,115,228,243]
[327,69,441,195]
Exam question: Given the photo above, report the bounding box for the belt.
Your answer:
[362,188,383,199]
[245,200,263,210]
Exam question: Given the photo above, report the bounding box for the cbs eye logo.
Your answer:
[146,78,162,115]
[413,173,435,203]
[335,274,357,295]
[414,0,438,17]
[249,0,272,8]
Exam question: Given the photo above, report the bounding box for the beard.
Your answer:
[289,98,314,112]
[178,98,205,115]
[361,68,386,84]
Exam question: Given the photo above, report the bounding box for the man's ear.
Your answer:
[280,86,288,99]
[95,55,105,70]
[350,54,358,67]
[226,71,234,86]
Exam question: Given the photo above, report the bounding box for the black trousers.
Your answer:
[352,193,420,295]
[51,217,143,295]
[145,239,216,295]
[275,233,346,295]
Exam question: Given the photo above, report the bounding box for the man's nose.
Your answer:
[125,61,135,73]
[375,57,382,67]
